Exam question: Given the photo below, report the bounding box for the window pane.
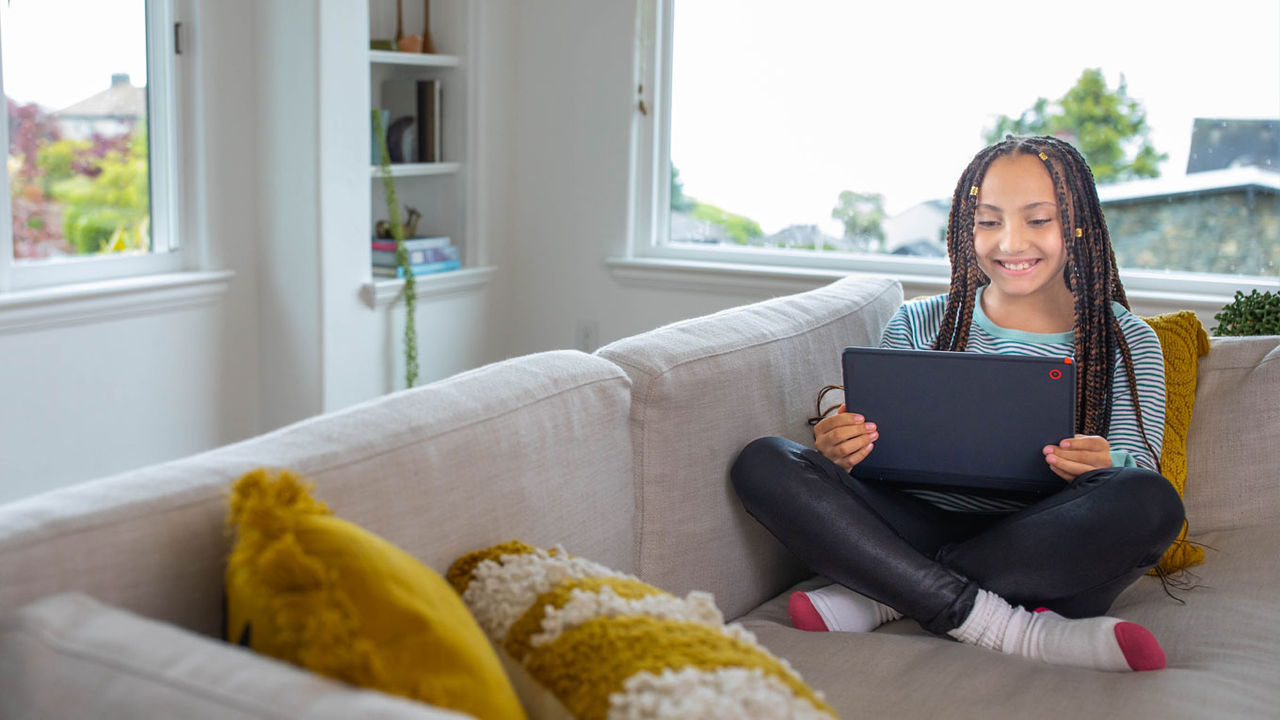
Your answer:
[4,0,151,261]
[669,1,1280,277]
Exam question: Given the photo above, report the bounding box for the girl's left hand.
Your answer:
[1043,434,1111,482]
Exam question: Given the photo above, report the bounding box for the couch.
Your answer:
[1,275,1276,719]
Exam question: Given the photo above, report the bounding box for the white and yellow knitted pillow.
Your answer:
[447,541,835,720]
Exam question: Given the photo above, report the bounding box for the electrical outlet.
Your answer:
[576,319,599,353]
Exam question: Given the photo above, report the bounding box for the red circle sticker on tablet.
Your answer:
[1049,369,1063,380]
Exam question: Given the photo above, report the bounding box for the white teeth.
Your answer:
[1001,260,1034,271]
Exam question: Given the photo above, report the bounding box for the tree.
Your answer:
[689,202,764,244]
[983,68,1167,184]
[670,165,694,212]
[831,190,886,252]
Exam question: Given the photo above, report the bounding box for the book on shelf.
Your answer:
[372,244,459,267]
[416,78,442,163]
[378,77,442,163]
[371,258,462,278]
[370,235,452,252]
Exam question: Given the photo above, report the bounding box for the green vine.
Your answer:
[371,110,419,387]
[1211,290,1280,337]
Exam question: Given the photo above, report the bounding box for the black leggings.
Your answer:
[730,436,1185,635]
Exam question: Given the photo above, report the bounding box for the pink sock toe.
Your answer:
[1114,622,1166,671]
[788,591,830,632]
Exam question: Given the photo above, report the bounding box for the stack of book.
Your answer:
[371,236,461,278]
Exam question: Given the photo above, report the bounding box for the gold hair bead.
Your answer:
[1038,151,1049,161]
[969,186,979,196]
[1074,228,1083,237]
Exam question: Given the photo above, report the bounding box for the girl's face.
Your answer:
[972,153,1071,306]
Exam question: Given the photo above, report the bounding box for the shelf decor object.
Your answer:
[372,108,420,388]
[394,0,436,54]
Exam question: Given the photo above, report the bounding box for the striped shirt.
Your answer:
[876,287,1166,513]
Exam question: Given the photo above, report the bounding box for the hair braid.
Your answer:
[936,145,1000,351]
[945,135,1158,468]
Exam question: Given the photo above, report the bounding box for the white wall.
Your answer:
[1,0,1221,505]
[0,1,264,503]
[484,0,823,363]
[0,0,500,504]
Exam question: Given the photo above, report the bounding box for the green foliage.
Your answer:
[688,202,764,245]
[1212,290,1280,336]
[372,109,419,388]
[984,68,1167,184]
[35,138,86,190]
[831,190,885,252]
[44,132,150,254]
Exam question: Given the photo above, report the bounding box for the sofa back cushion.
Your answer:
[597,276,903,619]
[0,350,634,638]
[1183,335,1280,534]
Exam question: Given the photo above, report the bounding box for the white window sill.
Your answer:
[0,270,234,334]
[607,256,1270,315]
[607,256,948,297]
[360,266,496,308]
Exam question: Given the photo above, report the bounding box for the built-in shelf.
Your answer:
[361,266,496,308]
[369,49,460,67]
[370,162,461,178]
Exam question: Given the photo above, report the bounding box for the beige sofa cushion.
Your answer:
[1183,335,1280,533]
[0,593,470,720]
[598,276,903,619]
[0,350,634,639]
[739,522,1280,719]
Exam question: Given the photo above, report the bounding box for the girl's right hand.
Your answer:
[813,404,878,471]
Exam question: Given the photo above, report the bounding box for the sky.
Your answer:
[1,0,148,111]
[671,0,1280,235]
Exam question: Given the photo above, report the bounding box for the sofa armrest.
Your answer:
[1183,335,1280,534]
[0,593,470,719]
[598,276,903,619]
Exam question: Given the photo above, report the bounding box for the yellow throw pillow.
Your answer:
[1142,311,1211,574]
[225,469,526,720]
[448,541,836,720]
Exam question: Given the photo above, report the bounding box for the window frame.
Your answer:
[0,0,190,293]
[628,0,1279,301]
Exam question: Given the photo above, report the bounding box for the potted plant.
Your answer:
[1212,290,1280,337]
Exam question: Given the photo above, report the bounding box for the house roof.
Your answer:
[1096,166,1280,205]
[1186,118,1278,174]
[54,74,146,119]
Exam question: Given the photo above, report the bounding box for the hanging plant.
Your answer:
[371,109,419,388]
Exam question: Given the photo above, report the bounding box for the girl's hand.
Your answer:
[1043,434,1111,482]
[814,404,878,471]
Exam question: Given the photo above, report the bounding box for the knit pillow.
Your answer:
[225,469,526,720]
[447,541,836,720]
[1142,311,1211,574]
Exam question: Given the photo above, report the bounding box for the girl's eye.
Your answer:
[975,220,1000,228]
[1028,218,1052,226]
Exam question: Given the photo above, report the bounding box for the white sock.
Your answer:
[793,584,902,632]
[947,589,1166,672]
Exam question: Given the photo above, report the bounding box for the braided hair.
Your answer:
[935,135,1157,462]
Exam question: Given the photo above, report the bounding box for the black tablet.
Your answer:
[841,346,1076,495]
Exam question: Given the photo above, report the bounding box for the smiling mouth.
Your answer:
[998,259,1040,271]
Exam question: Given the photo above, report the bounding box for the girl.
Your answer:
[730,135,1184,673]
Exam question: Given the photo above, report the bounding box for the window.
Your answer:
[632,0,1280,295]
[1,0,183,292]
